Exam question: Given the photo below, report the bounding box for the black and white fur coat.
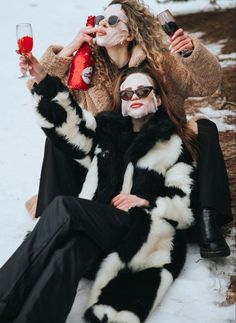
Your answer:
[32,75,196,323]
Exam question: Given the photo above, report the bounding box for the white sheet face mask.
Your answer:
[120,73,159,119]
[95,4,130,48]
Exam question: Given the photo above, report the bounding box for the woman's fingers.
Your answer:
[23,53,47,82]
[112,194,149,210]
[19,56,28,69]
[170,29,193,52]
[116,203,130,211]
[111,194,121,203]
[170,34,187,47]
[82,26,98,35]
[111,193,127,203]
[172,39,192,52]
[171,28,184,40]
[112,197,126,207]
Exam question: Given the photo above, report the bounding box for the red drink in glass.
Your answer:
[17,36,33,54]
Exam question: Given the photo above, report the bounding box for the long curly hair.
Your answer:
[113,66,198,158]
[93,0,168,89]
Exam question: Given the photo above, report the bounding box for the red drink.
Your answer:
[162,21,179,37]
[17,36,33,54]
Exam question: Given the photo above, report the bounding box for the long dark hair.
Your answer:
[113,66,198,158]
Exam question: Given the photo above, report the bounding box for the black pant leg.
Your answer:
[0,197,132,322]
[13,235,101,323]
[35,138,87,217]
[197,119,232,225]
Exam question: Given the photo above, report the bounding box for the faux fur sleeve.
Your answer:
[31,75,96,160]
[150,157,195,230]
[27,45,73,91]
[164,37,221,98]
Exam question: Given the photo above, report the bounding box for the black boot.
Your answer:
[198,208,230,258]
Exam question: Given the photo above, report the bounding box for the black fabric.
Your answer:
[0,197,133,323]
[196,119,232,226]
[35,138,87,217]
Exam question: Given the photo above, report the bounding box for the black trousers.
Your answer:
[0,197,132,323]
[35,119,232,226]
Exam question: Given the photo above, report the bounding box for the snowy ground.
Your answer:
[0,1,235,322]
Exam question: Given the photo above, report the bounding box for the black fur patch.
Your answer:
[42,128,87,160]
[124,108,176,165]
[85,267,162,323]
[117,207,152,263]
[164,230,187,279]
[37,98,67,127]
[32,75,66,100]
[79,120,95,139]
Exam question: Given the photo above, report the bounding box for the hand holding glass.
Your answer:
[16,23,33,78]
[158,10,192,57]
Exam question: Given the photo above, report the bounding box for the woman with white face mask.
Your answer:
[0,65,197,323]
[20,0,231,258]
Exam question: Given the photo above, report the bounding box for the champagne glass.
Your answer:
[158,10,192,57]
[16,23,33,78]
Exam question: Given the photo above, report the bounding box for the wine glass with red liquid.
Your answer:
[16,23,33,78]
[158,10,191,57]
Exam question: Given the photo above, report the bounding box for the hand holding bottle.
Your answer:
[58,26,98,58]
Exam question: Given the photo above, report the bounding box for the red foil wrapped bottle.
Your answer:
[67,16,95,90]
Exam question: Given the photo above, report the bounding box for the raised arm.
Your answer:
[33,75,96,160]
[26,54,97,160]
[165,36,221,98]
[21,26,98,90]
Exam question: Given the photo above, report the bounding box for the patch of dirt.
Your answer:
[176,8,236,54]
[177,8,236,220]
[176,7,236,305]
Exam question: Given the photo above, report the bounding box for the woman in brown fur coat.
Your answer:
[20,0,231,257]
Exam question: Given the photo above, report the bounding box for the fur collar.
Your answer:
[129,44,147,68]
[96,109,176,164]
[124,108,176,164]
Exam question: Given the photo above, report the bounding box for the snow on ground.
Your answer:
[0,1,235,322]
[199,107,235,132]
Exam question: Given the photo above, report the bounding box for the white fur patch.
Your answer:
[150,268,173,311]
[95,146,102,154]
[56,112,93,155]
[32,94,54,128]
[53,91,94,154]
[82,109,97,131]
[79,156,98,199]
[136,135,182,175]
[152,195,194,229]
[129,217,174,271]
[121,162,134,193]
[92,305,140,323]
[53,91,71,108]
[165,162,193,195]
[87,253,125,307]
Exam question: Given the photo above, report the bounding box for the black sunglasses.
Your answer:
[120,86,156,101]
[95,15,121,27]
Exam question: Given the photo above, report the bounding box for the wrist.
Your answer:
[136,196,149,207]
[58,44,76,58]
[143,199,150,207]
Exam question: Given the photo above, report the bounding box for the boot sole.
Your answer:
[200,246,230,258]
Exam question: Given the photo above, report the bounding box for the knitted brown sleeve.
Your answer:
[163,37,221,98]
